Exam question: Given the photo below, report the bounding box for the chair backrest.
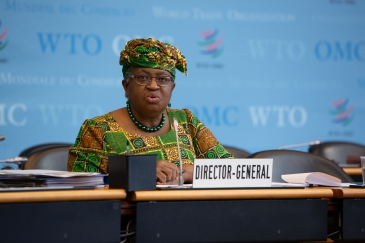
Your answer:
[19,143,73,157]
[247,149,353,183]
[223,145,250,158]
[308,141,365,166]
[23,146,70,171]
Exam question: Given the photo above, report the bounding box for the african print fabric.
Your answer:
[67,109,234,174]
[119,38,187,78]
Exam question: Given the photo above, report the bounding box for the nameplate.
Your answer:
[193,159,273,188]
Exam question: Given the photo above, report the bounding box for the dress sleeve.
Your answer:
[183,109,235,159]
[67,119,109,174]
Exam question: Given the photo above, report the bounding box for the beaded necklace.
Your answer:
[126,101,165,132]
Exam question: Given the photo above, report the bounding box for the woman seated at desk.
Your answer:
[67,38,234,185]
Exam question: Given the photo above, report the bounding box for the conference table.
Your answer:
[342,167,361,176]
[332,187,365,241]
[0,188,126,243]
[341,167,363,183]
[129,187,333,243]
[1,186,365,242]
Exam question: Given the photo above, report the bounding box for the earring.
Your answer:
[168,103,171,108]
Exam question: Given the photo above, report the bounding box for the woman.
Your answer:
[67,38,234,185]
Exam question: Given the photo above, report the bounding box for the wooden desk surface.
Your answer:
[342,167,361,176]
[0,187,339,203]
[332,188,365,198]
[0,188,126,204]
[128,187,333,201]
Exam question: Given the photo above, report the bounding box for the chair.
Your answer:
[308,141,365,166]
[19,143,73,157]
[223,145,250,158]
[247,149,353,183]
[23,146,71,171]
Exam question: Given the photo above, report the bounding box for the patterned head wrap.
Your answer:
[119,38,187,78]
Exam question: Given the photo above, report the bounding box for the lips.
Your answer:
[145,93,160,103]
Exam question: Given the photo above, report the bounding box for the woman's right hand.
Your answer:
[156,160,179,184]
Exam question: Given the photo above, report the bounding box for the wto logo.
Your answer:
[0,20,9,52]
[330,98,354,126]
[198,29,224,58]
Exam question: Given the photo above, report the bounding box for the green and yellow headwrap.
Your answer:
[119,38,187,78]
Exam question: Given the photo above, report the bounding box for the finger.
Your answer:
[161,166,174,181]
[161,162,178,173]
[168,165,181,181]
[156,168,177,182]
[156,161,169,182]
[156,171,167,183]
[161,164,180,181]
[168,163,180,178]
[156,161,179,181]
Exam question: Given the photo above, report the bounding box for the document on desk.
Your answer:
[271,182,307,187]
[280,172,356,187]
[0,170,105,187]
[156,184,193,189]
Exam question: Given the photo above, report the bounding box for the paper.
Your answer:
[0,169,101,177]
[281,172,347,187]
[0,169,105,187]
[156,184,193,188]
[271,182,307,187]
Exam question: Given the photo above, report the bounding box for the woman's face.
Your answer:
[122,67,175,116]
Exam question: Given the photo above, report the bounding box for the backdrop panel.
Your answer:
[1,0,364,159]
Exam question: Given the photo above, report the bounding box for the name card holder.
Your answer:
[108,154,156,191]
[193,158,273,188]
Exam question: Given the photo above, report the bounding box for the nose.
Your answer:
[146,77,159,89]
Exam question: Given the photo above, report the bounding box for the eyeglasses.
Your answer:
[126,75,174,86]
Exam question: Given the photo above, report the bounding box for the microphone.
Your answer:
[0,157,28,164]
[172,117,184,187]
[0,135,5,141]
[278,140,321,150]
[0,157,28,170]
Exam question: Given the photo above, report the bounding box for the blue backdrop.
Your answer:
[1,0,365,159]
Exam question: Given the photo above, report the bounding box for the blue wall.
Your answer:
[1,0,365,158]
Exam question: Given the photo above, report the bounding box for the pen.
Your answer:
[156,169,186,182]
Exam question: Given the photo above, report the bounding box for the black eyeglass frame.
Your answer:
[126,75,174,86]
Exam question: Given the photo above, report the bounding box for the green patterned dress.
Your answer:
[68,108,234,173]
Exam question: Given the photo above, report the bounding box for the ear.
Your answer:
[122,79,129,98]
[171,82,176,92]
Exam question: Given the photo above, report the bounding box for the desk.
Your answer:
[0,188,126,243]
[129,188,332,243]
[0,187,343,243]
[342,167,361,177]
[332,188,365,241]
[342,167,362,182]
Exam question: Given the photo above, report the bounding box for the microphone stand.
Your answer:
[173,117,184,187]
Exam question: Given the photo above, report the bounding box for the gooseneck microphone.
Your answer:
[278,140,321,150]
[0,157,28,164]
[172,117,184,187]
